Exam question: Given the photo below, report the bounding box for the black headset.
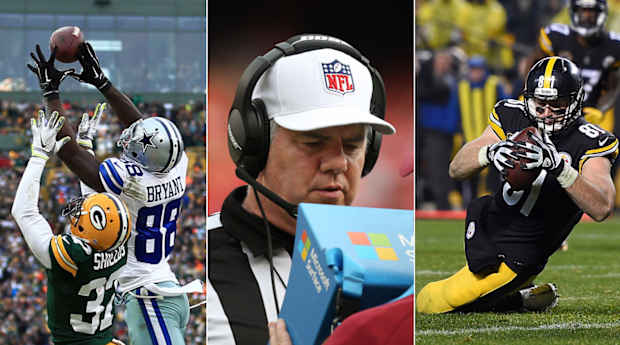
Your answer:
[227,34,387,178]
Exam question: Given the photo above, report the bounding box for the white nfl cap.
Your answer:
[252,48,396,134]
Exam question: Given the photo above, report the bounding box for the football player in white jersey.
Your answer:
[27,43,202,345]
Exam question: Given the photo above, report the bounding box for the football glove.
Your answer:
[69,42,110,91]
[27,45,74,98]
[486,140,518,175]
[514,139,543,171]
[31,110,70,161]
[527,131,564,176]
[77,103,106,150]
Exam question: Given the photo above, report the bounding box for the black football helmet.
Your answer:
[524,57,584,135]
[570,0,607,37]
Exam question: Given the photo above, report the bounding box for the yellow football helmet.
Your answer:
[62,193,131,252]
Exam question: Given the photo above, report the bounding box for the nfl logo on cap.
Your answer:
[322,60,355,95]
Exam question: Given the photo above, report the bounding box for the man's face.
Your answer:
[576,7,599,28]
[468,67,486,83]
[259,124,367,206]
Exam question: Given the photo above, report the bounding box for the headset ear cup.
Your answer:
[227,108,246,169]
[226,99,270,178]
[362,129,382,177]
[250,98,270,177]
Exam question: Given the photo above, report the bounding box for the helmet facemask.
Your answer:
[526,94,580,134]
[61,193,131,252]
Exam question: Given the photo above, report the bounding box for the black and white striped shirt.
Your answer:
[208,187,295,345]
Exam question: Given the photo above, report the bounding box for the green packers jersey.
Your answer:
[47,233,127,345]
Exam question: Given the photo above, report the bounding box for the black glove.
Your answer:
[487,140,518,175]
[27,45,74,98]
[69,42,110,91]
[528,132,564,177]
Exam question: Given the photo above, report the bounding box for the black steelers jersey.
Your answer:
[486,99,618,271]
[538,23,620,107]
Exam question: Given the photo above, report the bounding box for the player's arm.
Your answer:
[524,133,616,222]
[566,156,615,221]
[70,43,142,127]
[27,43,105,192]
[11,111,70,269]
[449,125,516,180]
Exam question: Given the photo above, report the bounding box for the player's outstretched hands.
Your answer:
[69,42,110,91]
[27,45,74,97]
[31,110,70,161]
[529,131,564,176]
[77,103,106,150]
[487,140,517,175]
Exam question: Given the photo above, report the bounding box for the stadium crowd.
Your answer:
[0,99,206,344]
[416,0,620,210]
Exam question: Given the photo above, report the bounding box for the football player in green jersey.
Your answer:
[11,109,131,345]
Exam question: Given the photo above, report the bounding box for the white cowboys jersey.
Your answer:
[99,152,188,293]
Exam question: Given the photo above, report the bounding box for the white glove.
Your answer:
[526,131,563,175]
[486,140,518,175]
[31,110,70,160]
[122,175,147,202]
[77,102,106,150]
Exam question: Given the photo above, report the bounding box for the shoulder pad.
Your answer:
[99,157,127,195]
[50,234,93,277]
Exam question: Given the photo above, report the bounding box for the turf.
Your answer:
[415,218,620,345]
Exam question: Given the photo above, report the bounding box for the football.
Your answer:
[49,26,84,63]
[504,126,541,191]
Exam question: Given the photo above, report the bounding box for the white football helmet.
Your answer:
[117,117,184,173]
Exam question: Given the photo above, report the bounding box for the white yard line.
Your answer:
[418,321,620,336]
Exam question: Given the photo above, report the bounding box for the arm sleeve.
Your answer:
[98,157,127,195]
[11,157,53,269]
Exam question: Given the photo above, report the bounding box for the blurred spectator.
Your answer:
[459,0,513,72]
[416,0,470,50]
[417,48,464,210]
[455,56,508,206]
[0,99,206,344]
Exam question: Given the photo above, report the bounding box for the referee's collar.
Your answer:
[221,186,295,257]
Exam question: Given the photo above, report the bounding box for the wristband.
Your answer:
[556,163,578,188]
[77,138,93,150]
[98,80,111,92]
[31,147,49,161]
[478,145,490,167]
[43,91,60,100]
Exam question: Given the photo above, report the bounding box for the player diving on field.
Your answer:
[417,56,618,314]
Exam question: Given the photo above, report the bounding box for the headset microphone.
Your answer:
[235,166,298,218]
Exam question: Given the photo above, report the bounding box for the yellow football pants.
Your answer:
[417,263,534,314]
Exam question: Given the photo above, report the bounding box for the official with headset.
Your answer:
[207,34,396,345]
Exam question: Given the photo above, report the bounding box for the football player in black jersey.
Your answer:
[529,0,620,132]
[528,0,620,250]
[417,56,618,314]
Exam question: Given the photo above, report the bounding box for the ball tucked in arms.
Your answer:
[49,26,84,63]
[504,126,542,191]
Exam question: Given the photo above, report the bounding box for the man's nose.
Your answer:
[320,143,348,174]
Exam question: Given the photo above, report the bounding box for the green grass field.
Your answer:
[415,218,620,345]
